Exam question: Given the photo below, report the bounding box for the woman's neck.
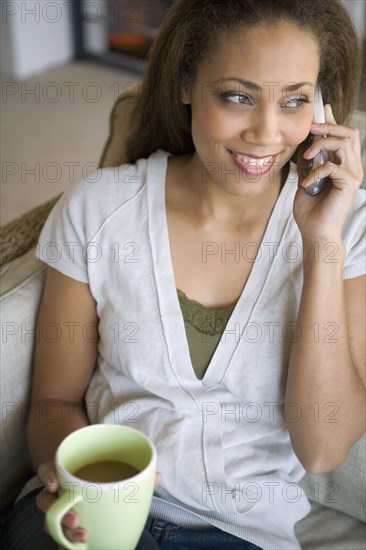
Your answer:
[180,153,288,230]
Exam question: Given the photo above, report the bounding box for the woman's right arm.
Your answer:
[27,266,99,544]
[27,266,98,467]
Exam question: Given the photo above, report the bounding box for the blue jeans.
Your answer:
[1,487,262,550]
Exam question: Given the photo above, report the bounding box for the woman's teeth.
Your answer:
[231,152,274,166]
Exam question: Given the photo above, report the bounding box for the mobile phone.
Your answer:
[304,85,328,195]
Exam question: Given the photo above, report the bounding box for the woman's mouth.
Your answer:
[228,150,279,176]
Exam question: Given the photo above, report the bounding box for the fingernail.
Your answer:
[46,477,57,487]
[74,530,88,542]
[311,122,321,127]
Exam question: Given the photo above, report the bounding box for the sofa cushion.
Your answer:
[98,88,137,169]
[350,110,366,188]
[300,435,366,523]
[295,501,366,550]
[0,251,47,509]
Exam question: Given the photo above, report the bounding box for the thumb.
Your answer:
[38,461,59,493]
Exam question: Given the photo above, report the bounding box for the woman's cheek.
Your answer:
[291,113,313,147]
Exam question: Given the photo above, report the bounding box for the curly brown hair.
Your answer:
[125,0,361,163]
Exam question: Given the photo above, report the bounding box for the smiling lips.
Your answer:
[229,150,279,176]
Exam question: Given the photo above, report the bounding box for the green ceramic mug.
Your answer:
[46,424,157,550]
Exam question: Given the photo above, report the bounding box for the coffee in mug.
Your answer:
[72,460,140,483]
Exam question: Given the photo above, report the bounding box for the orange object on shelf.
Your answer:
[109,32,152,57]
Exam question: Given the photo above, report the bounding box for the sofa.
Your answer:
[1,89,365,549]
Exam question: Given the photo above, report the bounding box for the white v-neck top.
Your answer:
[36,149,366,549]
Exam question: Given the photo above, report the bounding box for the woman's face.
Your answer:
[182,21,320,197]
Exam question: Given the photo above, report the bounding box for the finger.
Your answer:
[301,161,360,191]
[38,463,59,494]
[155,471,163,486]
[301,160,338,189]
[38,462,55,482]
[36,488,58,513]
[62,526,88,544]
[38,491,81,528]
[309,123,361,167]
[46,523,88,545]
[310,103,359,144]
[310,102,356,143]
[310,123,355,140]
[62,511,80,530]
[303,135,350,159]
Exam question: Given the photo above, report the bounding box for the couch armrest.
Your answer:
[0,252,47,511]
[0,196,61,268]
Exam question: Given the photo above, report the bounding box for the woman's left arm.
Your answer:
[286,104,366,475]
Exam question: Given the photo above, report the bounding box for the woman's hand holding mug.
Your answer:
[36,425,160,550]
[37,461,89,546]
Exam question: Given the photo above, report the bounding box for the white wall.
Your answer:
[82,0,108,55]
[0,0,364,81]
[1,1,74,79]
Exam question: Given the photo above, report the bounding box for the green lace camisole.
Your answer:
[176,289,237,380]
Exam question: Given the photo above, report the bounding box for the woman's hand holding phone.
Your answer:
[294,102,363,245]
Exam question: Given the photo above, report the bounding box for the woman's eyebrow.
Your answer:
[285,82,315,92]
[213,78,315,92]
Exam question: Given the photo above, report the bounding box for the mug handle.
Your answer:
[46,491,87,550]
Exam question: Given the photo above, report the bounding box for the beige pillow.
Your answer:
[350,110,366,188]
[98,88,137,169]
[300,435,366,523]
[0,251,46,509]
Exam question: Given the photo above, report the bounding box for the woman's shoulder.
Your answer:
[41,150,170,240]
[62,149,170,208]
[62,155,149,208]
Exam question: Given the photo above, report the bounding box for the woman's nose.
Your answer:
[240,105,282,148]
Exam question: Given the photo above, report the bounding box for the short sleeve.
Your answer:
[342,188,366,279]
[35,179,93,283]
[35,158,148,283]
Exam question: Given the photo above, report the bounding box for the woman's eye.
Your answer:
[282,96,309,109]
[220,93,252,105]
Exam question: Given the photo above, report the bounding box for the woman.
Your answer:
[2,0,365,548]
